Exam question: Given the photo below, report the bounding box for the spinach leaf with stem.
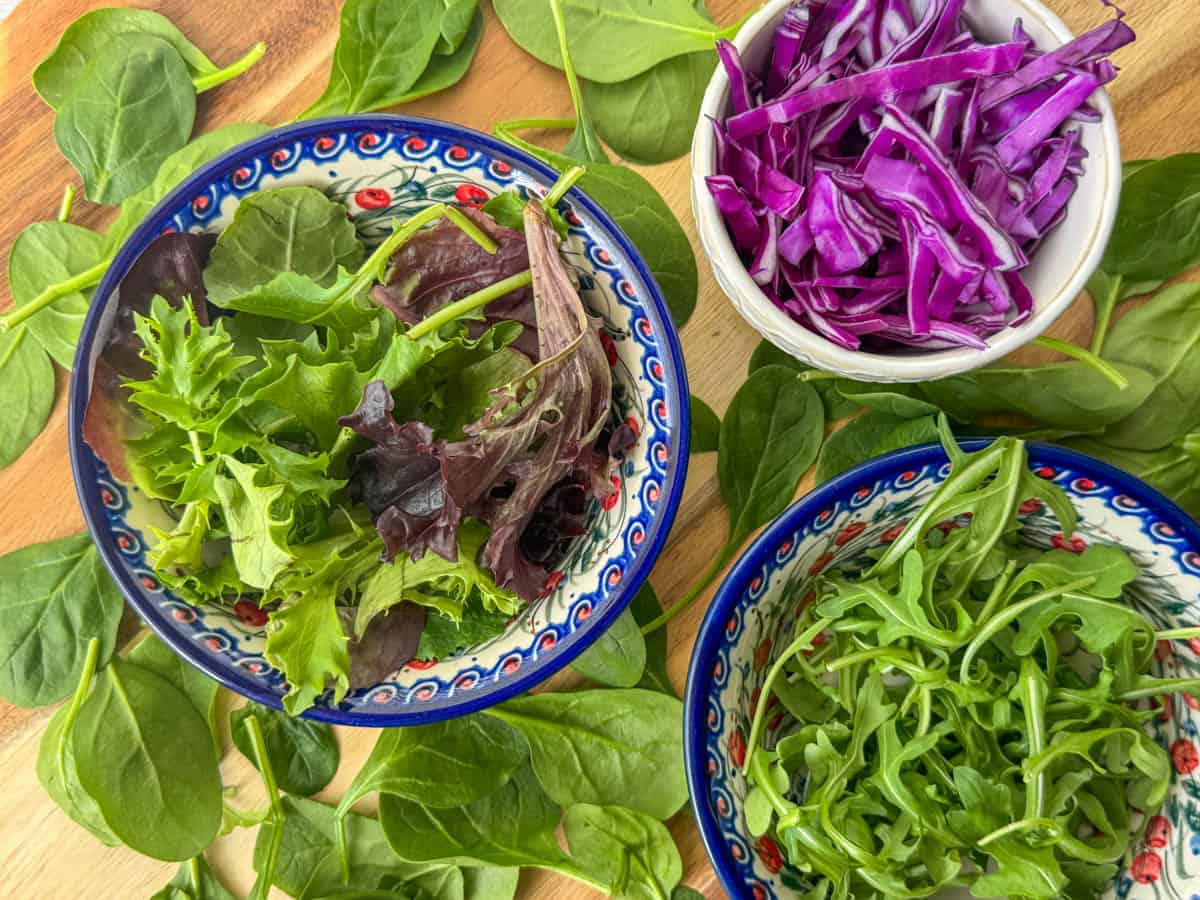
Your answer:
[493,119,698,328]
[548,0,608,164]
[563,803,683,900]
[299,0,449,119]
[689,395,720,454]
[815,412,940,485]
[150,855,237,900]
[486,688,687,820]
[333,716,528,880]
[128,632,221,752]
[387,8,484,106]
[0,328,54,469]
[582,50,716,165]
[629,583,675,696]
[748,340,859,420]
[492,0,739,83]
[70,657,223,860]
[0,534,124,708]
[644,366,824,632]
[54,34,197,204]
[35,638,120,847]
[1063,437,1200,518]
[232,702,340,796]
[6,220,108,368]
[244,713,287,900]
[1100,283,1200,451]
[34,7,265,110]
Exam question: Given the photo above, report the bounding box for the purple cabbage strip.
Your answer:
[707,0,1131,354]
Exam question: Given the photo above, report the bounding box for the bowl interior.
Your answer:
[691,0,1121,382]
[71,118,688,724]
[689,442,1200,899]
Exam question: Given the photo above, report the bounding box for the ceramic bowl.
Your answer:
[68,115,690,726]
[685,440,1200,899]
[691,0,1123,383]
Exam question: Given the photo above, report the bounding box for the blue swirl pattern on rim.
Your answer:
[67,116,690,726]
[685,440,1200,900]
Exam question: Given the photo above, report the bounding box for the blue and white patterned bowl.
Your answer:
[67,116,690,726]
[685,440,1200,900]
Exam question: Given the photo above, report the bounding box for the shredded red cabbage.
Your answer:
[709,0,1133,352]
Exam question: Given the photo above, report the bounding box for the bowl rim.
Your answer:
[67,113,692,726]
[690,0,1124,383]
[683,438,1200,898]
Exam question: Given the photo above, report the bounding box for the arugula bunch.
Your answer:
[743,425,1200,900]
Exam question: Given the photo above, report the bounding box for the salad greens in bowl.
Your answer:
[68,116,689,724]
[686,428,1200,899]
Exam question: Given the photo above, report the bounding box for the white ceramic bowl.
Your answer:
[691,0,1122,383]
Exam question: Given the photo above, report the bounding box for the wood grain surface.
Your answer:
[0,1,1193,897]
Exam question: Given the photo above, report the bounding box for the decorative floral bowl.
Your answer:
[684,440,1200,899]
[68,115,690,726]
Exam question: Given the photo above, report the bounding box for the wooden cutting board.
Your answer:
[0,1,1193,897]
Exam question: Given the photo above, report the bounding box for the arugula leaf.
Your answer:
[300,0,448,119]
[0,328,54,469]
[204,186,365,304]
[0,535,124,708]
[54,35,196,204]
[232,703,339,796]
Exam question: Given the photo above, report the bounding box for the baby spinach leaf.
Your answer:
[300,0,448,119]
[582,50,716,164]
[0,328,54,469]
[571,607,647,687]
[551,0,609,166]
[630,583,675,696]
[378,765,575,871]
[232,703,340,796]
[204,186,365,304]
[338,715,527,818]
[689,395,720,454]
[54,34,197,204]
[8,220,108,369]
[1100,283,1200,450]
[919,362,1156,433]
[37,702,120,847]
[563,803,683,900]
[390,8,484,105]
[1093,154,1200,300]
[254,795,463,898]
[748,341,859,421]
[34,7,243,109]
[488,688,687,820]
[720,366,824,546]
[1062,437,1200,518]
[128,633,220,747]
[105,123,272,253]
[492,0,733,82]
[437,0,478,54]
[672,889,706,900]
[495,127,697,328]
[0,535,124,708]
[150,856,237,900]
[836,381,941,419]
[71,658,222,860]
[815,413,940,485]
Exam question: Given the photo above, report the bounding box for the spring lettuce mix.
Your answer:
[83,183,617,713]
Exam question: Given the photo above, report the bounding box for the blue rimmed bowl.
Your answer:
[684,440,1200,900]
[68,115,690,726]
